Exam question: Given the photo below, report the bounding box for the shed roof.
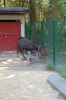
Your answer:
[0,7,30,14]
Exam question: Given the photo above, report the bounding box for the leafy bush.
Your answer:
[47,63,54,70]
[57,67,66,80]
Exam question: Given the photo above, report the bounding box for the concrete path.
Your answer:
[0,52,65,100]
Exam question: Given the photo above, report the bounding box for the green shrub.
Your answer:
[55,66,66,80]
[47,63,54,70]
[58,68,66,80]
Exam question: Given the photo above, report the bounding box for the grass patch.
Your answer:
[47,63,54,70]
[57,67,66,80]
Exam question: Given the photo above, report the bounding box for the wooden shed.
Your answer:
[0,7,29,51]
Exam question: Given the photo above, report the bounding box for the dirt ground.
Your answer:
[0,51,65,100]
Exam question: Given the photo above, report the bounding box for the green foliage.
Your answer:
[57,67,66,79]
[47,63,54,70]
[47,0,66,19]
[0,0,65,20]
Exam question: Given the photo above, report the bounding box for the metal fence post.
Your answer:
[52,19,56,67]
[25,21,31,39]
[40,21,45,47]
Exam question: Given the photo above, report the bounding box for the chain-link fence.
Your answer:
[25,19,66,78]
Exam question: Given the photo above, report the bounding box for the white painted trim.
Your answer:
[0,15,23,20]
[20,16,25,37]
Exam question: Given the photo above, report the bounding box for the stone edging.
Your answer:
[47,73,66,97]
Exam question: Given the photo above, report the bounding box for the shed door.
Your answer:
[0,21,21,51]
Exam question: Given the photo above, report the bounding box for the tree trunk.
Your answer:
[29,0,36,40]
[4,0,6,7]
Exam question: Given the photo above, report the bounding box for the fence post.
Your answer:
[52,19,56,67]
[28,21,31,39]
[40,21,45,47]
[25,21,31,39]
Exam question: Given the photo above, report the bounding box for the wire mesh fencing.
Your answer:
[25,19,66,78]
